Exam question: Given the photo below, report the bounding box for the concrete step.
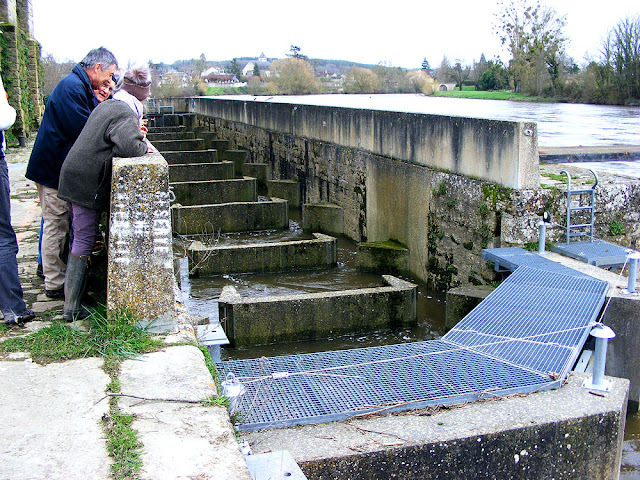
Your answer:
[171,197,288,235]
[168,161,234,182]
[170,177,257,206]
[162,150,218,164]
[152,138,205,152]
[146,131,195,141]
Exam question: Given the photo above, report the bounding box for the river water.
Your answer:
[216,93,640,147]
[189,94,640,473]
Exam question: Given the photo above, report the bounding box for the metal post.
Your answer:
[624,252,640,295]
[582,324,615,392]
[537,220,547,255]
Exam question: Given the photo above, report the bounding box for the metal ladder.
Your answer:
[560,169,599,243]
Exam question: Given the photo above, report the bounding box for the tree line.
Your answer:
[41,1,639,105]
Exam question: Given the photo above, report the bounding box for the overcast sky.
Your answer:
[32,0,638,69]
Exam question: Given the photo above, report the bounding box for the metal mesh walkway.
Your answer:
[217,266,608,431]
[550,239,634,268]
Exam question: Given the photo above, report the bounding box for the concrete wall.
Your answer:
[188,232,336,276]
[219,275,417,347]
[191,98,540,190]
[189,98,640,291]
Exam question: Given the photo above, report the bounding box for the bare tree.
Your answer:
[267,57,321,94]
[343,67,379,93]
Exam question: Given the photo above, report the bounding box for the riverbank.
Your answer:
[0,139,250,479]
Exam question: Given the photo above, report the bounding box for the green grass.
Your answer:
[434,89,533,101]
[206,86,248,96]
[0,306,163,363]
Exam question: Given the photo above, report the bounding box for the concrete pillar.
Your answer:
[107,153,176,332]
[356,239,410,276]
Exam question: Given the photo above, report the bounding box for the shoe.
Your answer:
[63,254,89,322]
[16,309,35,323]
[45,287,64,299]
[36,264,44,279]
[2,309,34,325]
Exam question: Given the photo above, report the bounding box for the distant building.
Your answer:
[242,52,272,77]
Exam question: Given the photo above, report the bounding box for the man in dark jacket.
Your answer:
[25,47,117,298]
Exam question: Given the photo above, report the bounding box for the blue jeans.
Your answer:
[0,150,28,316]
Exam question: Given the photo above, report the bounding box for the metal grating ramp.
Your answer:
[550,239,634,268]
[217,267,608,431]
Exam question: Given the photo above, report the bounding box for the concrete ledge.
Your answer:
[146,131,195,141]
[268,179,300,208]
[445,284,495,328]
[209,138,231,153]
[152,138,205,152]
[161,149,218,165]
[188,232,336,276]
[219,274,417,347]
[243,162,270,187]
[168,161,234,182]
[118,345,251,480]
[303,203,344,236]
[357,239,409,275]
[223,149,249,176]
[170,177,257,206]
[172,197,288,235]
[147,125,187,133]
[242,373,628,479]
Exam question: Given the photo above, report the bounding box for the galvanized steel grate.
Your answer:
[217,266,608,431]
[550,239,634,268]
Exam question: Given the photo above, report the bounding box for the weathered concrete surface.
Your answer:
[191,97,540,189]
[168,161,234,182]
[219,275,417,347]
[539,145,640,163]
[223,149,248,176]
[161,149,218,164]
[268,179,300,207]
[302,202,344,236]
[172,197,288,235]
[170,177,257,206]
[357,239,410,276]
[108,154,176,328]
[445,284,495,328]
[0,358,112,480]
[152,138,205,152]
[189,232,336,276]
[242,162,270,187]
[242,373,628,480]
[118,346,251,480]
[146,131,195,142]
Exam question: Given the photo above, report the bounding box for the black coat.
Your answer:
[26,64,97,189]
[57,100,147,211]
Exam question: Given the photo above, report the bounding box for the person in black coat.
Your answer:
[25,47,118,299]
[57,98,149,321]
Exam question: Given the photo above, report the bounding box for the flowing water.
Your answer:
[185,95,640,472]
[215,93,640,147]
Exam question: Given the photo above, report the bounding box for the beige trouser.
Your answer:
[37,183,69,290]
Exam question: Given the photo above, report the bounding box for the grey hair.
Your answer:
[79,47,118,70]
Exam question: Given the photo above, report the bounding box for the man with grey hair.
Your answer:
[26,47,118,299]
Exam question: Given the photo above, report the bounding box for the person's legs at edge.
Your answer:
[0,152,34,323]
[63,203,98,321]
[37,183,69,297]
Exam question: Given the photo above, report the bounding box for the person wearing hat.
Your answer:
[57,89,149,321]
[26,47,118,300]
[113,65,151,121]
[0,75,35,325]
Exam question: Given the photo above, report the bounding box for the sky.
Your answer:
[31,0,638,70]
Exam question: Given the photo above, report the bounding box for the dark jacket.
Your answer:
[57,100,147,211]
[26,64,97,189]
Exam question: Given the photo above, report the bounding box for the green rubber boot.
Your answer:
[62,254,91,322]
